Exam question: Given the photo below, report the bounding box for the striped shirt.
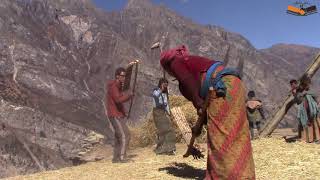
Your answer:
[152,88,170,114]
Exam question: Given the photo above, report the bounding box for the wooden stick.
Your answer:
[183,88,212,158]
[127,60,139,119]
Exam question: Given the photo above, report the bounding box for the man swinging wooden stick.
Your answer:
[105,60,139,163]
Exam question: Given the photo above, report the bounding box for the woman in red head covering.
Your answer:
[160,45,256,180]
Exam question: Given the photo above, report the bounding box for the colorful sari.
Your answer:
[205,75,255,180]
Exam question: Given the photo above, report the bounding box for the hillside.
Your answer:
[0,0,319,178]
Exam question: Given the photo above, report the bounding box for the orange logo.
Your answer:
[287,1,317,16]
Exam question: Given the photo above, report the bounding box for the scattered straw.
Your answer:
[252,138,320,179]
[5,96,320,179]
[6,138,320,180]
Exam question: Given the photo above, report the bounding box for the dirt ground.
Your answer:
[4,129,320,180]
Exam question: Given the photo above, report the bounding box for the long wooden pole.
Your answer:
[182,88,211,158]
[127,60,139,119]
[259,52,320,137]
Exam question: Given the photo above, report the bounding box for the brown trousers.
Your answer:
[153,108,176,154]
[300,118,320,143]
[110,117,131,160]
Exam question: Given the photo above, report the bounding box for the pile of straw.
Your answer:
[129,95,206,148]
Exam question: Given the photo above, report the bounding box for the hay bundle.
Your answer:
[129,111,157,148]
[129,95,207,148]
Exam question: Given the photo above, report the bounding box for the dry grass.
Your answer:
[129,95,205,148]
[5,138,320,180]
[129,111,157,148]
[5,96,320,180]
[5,143,207,180]
[253,137,320,179]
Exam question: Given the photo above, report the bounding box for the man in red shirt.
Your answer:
[160,45,255,179]
[106,67,133,163]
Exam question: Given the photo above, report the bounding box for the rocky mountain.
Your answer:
[261,43,320,88]
[0,0,319,178]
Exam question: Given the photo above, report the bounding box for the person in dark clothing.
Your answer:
[290,79,303,138]
[291,77,320,143]
[106,67,134,163]
[152,78,176,155]
[246,90,266,139]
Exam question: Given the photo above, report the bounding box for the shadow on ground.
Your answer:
[127,154,138,159]
[283,135,300,143]
[158,162,205,179]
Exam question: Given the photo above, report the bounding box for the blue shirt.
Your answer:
[152,88,170,114]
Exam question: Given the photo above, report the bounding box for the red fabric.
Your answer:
[160,45,189,69]
[106,80,132,118]
[160,45,216,110]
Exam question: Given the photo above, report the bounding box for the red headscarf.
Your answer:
[160,45,189,70]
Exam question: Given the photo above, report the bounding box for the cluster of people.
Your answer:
[105,44,320,179]
[106,45,256,179]
[105,67,176,164]
[290,78,320,143]
[244,76,320,143]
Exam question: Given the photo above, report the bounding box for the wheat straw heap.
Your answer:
[129,95,206,148]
